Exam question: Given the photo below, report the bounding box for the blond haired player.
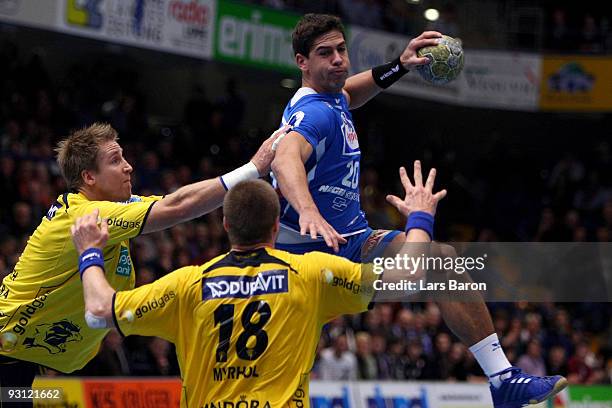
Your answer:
[0,122,288,394]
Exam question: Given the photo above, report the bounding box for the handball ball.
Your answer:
[416,35,464,85]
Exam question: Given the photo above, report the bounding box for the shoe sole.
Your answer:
[528,377,568,404]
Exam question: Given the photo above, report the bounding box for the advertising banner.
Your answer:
[32,377,86,407]
[567,385,612,407]
[26,378,612,407]
[0,0,59,27]
[214,0,300,73]
[309,382,356,408]
[62,0,216,59]
[0,0,216,59]
[348,26,541,111]
[81,378,182,408]
[461,50,541,111]
[540,56,612,111]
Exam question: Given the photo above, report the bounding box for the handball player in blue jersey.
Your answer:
[271,14,567,408]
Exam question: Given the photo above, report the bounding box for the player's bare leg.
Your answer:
[379,233,495,345]
[430,242,494,345]
[383,233,567,407]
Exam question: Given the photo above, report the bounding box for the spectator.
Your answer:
[355,332,378,379]
[568,342,596,384]
[548,345,569,377]
[319,334,358,380]
[517,339,546,377]
[404,340,434,380]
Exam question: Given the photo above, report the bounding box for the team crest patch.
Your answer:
[202,269,288,300]
[116,246,132,277]
[22,319,82,354]
[340,112,359,154]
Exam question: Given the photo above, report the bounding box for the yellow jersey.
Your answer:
[114,247,377,408]
[0,192,160,372]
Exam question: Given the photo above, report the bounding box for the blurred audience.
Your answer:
[0,37,609,383]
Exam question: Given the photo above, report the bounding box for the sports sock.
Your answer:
[468,333,512,388]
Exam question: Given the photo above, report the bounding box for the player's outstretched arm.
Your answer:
[343,31,442,110]
[141,125,289,234]
[271,131,347,252]
[382,161,447,285]
[71,209,116,329]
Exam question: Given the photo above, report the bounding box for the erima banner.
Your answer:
[214,0,300,73]
[349,26,541,111]
[0,0,216,59]
[361,242,612,302]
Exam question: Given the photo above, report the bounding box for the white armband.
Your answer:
[220,161,260,191]
[85,310,110,329]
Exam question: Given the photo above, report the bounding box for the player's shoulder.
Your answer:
[199,251,234,274]
[163,265,203,285]
[303,250,355,264]
[276,249,355,274]
[288,88,334,113]
[67,193,159,213]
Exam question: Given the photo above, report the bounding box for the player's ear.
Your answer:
[271,217,280,239]
[222,216,230,233]
[295,53,308,72]
[81,169,96,187]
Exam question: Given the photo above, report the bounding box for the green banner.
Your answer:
[214,0,300,73]
[568,385,612,405]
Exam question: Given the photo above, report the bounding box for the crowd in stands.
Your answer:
[0,35,610,384]
[248,0,612,54]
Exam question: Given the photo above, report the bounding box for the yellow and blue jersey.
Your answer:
[113,247,377,408]
[0,192,159,372]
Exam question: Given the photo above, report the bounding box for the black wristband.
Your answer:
[372,56,409,89]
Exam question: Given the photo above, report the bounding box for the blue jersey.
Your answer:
[273,88,369,246]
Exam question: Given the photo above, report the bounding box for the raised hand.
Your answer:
[399,31,443,69]
[385,160,447,217]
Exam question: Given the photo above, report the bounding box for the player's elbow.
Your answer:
[84,296,114,329]
[84,307,112,329]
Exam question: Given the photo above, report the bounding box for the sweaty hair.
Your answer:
[55,123,118,190]
[292,13,346,56]
[223,180,280,246]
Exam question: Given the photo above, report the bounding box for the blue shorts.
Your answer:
[276,227,402,263]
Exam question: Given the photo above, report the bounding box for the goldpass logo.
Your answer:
[331,277,361,295]
[106,217,141,230]
[12,293,48,335]
[135,291,176,319]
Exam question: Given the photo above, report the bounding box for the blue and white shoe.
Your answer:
[489,367,568,408]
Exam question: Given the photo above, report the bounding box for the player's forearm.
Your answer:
[344,70,382,110]
[380,223,432,289]
[142,178,226,234]
[347,57,412,110]
[82,266,116,327]
[271,155,318,213]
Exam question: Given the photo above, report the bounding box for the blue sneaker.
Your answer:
[489,367,568,408]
